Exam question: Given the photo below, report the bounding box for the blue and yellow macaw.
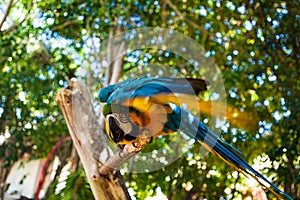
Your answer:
[98,77,292,200]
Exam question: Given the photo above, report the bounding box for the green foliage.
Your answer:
[0,0,299,199]
[47,167,94,200]
[0,24,69,165]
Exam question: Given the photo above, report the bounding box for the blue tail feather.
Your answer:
[169,104,292,200]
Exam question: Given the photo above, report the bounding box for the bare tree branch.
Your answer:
[0,159,12,199]
[0,0,14,30]
[56,78,131,200]
[104,28,115,87]
[11,0,20,7]
[99,132,152,175]
[52,20,78,31]
[2,0,33,35]
[109,41,126,85]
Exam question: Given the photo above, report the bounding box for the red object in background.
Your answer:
[35,136,71,200]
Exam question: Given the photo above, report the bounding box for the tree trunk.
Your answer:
[0,160,11,200]
[56,79,131,200]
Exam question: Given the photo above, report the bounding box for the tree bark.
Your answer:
[0,160,11,200]
[56,78,131,200]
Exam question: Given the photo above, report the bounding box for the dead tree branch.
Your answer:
[56,78,131,200]
[0,0,14,30]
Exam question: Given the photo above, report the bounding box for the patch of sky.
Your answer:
[273,110,282,122]
[233,50,239,56]
[204,23,211,30]
[256,76,265,85]
[199,6,207,16]
[244,20,252,31]
[226,1,236,10]
[268,74,277,82]
[229,89,237,98]
[237,6,246,14]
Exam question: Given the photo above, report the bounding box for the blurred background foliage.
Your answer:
[0,0,299,199]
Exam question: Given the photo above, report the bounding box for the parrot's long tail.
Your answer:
[170,104,293,200]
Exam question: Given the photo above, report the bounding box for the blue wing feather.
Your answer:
[99,77,208,104]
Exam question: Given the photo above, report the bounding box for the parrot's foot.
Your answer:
[130,130,152,150]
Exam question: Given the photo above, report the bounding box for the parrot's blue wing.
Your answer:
[98,77,208,104]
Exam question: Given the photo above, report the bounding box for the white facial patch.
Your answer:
[106,113,133,135]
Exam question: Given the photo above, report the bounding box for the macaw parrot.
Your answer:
[98,77,292,200]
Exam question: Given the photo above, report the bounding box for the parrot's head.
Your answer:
[102,104,140,145]
[98,84,116,102]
